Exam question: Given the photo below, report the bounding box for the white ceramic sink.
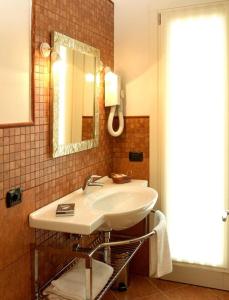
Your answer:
[29,177,158,234]
[89,186,157,230]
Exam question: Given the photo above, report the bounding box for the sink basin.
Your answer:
[90,186,157,230]
[29,177,158,234]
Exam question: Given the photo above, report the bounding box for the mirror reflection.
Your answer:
[57,46,95,144]
[51,32,100,158]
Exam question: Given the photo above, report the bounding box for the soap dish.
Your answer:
[111,173,131,184]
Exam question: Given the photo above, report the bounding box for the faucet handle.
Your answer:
[90,175,102,182]
[83,175,103,190]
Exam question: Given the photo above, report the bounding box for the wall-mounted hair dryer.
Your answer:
[105,67,124,137]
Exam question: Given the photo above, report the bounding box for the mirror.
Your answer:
[51,32,101,158]
[0,0,33,126]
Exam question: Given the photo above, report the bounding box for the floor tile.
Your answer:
[107,275,229,300]
[164,285,220,300]
[149,279,186,292]
[112,275,160,300]
[140,292,169,300]
[103,290,118,300]
[211,290,229,300]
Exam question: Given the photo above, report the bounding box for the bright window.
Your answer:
[160,4,229,267]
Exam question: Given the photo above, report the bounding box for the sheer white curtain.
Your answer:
[159,3,229,268]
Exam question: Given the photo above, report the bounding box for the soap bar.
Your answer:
[110,173,131,184]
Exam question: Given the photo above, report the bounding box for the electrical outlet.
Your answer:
[6,187,23,208]
[129,152,143,162]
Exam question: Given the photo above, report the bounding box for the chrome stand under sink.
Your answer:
[33,220,157,300]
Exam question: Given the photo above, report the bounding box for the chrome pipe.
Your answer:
[89,229,156,258]
[34,248,39,300]
[104,231,111,264]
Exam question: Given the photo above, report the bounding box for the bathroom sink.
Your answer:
[29,177,158,234]
[89,186,157,230]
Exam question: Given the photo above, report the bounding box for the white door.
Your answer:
[158,2,229,290]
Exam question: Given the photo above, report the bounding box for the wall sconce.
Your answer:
[40,42,60,61]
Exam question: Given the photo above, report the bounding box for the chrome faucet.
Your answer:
[83,175,103,191]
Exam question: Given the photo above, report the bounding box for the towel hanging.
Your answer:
[149,210,173,278]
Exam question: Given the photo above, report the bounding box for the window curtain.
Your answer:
[159,2,229,268]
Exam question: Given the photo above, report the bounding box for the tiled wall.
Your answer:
[0,1,151,298]
[112,117,149,181]
[0,1,114,299]
[112,116,150,276]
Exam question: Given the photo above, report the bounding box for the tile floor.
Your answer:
[103,275,229,300]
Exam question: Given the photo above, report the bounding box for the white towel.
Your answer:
[149,210,173,278]
[43,259,113,300]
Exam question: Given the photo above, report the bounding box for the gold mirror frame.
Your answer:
[51,32,101,158]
